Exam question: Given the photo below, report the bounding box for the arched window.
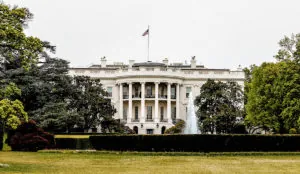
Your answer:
[161,126,166,134]
[133,126,138,134]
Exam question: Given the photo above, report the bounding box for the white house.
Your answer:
[69,57,245,134]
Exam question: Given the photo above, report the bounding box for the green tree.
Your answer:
[71,76,116,132]
[0,3,55,70]
[245,61,300,133]
[274,33,300,62]
[0,82,28,150]
[195,79,244,134]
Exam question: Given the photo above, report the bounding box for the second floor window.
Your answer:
[147,106,152,119]
[186,87,191,98]
[146,86,152,97]
[107,87,112,97]
[135,106,138,120]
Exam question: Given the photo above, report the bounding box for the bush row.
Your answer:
[89,134,300,152]
[55,138,92,149]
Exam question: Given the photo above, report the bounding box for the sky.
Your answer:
[5,0,300,69]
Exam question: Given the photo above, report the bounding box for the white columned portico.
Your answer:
[119,83,123,120]
[176,83,180,119]
[167,82,172,123]
[140,82,145,123]
[154,82,159,122]
[128,82,132,123]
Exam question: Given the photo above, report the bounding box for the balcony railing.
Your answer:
[160,118,168,122]
[146,119,153,122]
[145,95,155,98]
[132,119,139,122]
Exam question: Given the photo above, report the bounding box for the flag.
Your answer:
[142,29,149,36]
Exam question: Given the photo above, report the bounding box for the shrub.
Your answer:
[8,120,55,151]
[165,120,185,134]
[90,134,300,152]
[289,128,297,134]
[55,138,92,149]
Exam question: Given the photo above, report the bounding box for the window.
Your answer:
[107,87,112,97]
[171,87,176,99]
[147,106,152,119]
[146,129,154,134]
[146,86,152,97]
[123,108,127,119]
[160,107,164,120]
[135,106,138,120]
[186,87,191,98]
[134,86,139,97]
[171,107,176,120]
[161,87,164,96]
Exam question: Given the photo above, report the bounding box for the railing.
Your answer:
[160,119,168,122]
[158,95,167,99]
[145,95,155,98]
[146,118,153,122]
[132,119,139,122]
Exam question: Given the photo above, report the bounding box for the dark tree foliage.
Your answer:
[71,76,116,131]
[8,120,55,151]
[101,119,135,134]
[195,79,244,134]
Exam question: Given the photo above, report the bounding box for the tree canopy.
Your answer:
[195,79,244,134]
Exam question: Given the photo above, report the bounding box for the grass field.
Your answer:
[1,152,300,174]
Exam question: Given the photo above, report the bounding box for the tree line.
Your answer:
[0,3,126,146]
[195,34,300,134]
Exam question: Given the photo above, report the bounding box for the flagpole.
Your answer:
[147,25,150,62]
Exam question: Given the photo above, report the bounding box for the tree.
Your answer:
[71,76,116,132]
[274,33,300,62]
[164,120,185,134]
[0,82,28,150]
[245,61,300,133]
[0,3,55,70]
[8,120,55,151]
[195,79,244,134]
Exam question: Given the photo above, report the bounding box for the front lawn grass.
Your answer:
[1,151,300,174]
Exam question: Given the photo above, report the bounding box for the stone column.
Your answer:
[154,82,159,122]
[167,82,172,123]
[140,82,145,123]
[176,83,180,120]
[119,83,123,120]
[128,82,132,123]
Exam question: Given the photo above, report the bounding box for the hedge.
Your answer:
[55,138,92,149]
[89,134,300,152]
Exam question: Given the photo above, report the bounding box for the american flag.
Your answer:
[142,29,149,36]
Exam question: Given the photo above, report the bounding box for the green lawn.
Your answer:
[1,152,300,174]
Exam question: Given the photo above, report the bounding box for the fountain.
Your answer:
[183,92,200,134]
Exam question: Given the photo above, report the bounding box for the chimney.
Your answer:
[129,60,135,68]
[163,58,168,65]
[101,56,107,68]
[191,56,196,68]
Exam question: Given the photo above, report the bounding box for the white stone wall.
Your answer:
[69,63,245,134]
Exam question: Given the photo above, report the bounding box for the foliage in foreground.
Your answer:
[165,120,185,134]
[7,120,54,151]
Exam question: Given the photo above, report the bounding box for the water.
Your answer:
[183,92,200,134]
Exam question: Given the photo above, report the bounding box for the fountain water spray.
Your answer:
[183,92,200,134]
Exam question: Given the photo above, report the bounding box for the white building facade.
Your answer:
[69,57,245,134]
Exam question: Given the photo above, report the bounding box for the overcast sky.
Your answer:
[5,0,300,69]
